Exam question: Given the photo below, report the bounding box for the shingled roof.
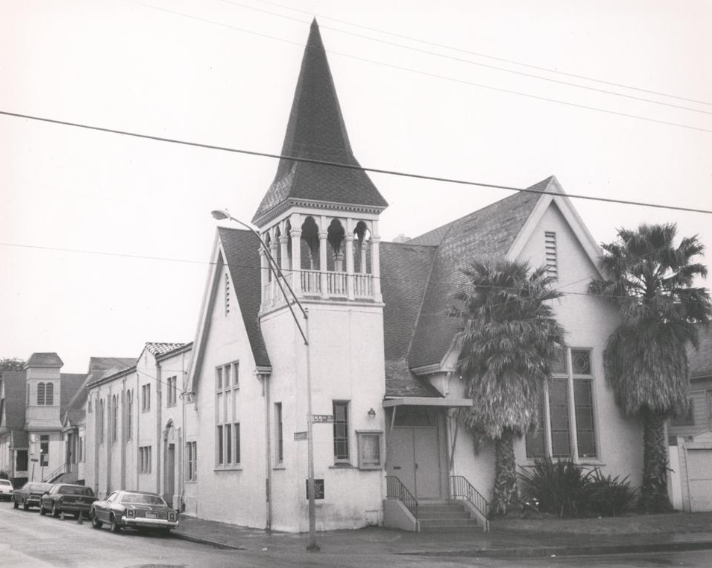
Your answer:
[218,227,271,368]
[252,19,387,225]
[393,183,547,371]
[25,353,63,368]
[0,371,27,431]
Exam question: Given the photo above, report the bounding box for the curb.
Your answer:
[172,531,247,550]
[403,540,712,558]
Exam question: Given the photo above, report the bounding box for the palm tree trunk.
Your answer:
[491,428,519,516]
[639,408,673,513]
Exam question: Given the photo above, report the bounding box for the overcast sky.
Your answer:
[2,0,711,372]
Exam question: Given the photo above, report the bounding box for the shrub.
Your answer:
[519,457,594,518]
[587,469,637,517]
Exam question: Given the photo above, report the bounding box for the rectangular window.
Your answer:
[333,401,350,463]
[186,441,197,481]
[215,361,240,468]
[526,348,598,460]
[40,435,49,467]
[139,446,152,473]
[357,431,382,469]
[672,398,695,426]
[126,391,133,441]
[217,425,224,465]
[234,423,241,465]
[275,403,283,464]
[545,231,558,279]
[17,449,28,472]
[142,384,150,412]
[167,376,177,407]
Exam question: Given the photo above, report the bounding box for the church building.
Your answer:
[185,20,643,532]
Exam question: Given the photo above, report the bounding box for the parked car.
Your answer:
[90,490,179,534]
[39,484,96,519]
[13,482,53,510]
[0,479,13,501]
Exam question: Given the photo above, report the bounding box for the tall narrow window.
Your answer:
[167,376,177,407]
[234,423,241,465]
[545,231,558,279]
[333,401,350,463]
[111,395,118,443]
[40,435,49,467]
[215,361,240,469]
[275,403,283,464]
[99,399,105,444]
[37,383,45,406]
[126,391,133,441]
[225,272,231,315]
[46,383,54,405]
[186,441,197,481]
[142,384,150,412]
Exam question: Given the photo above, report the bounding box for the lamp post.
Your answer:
[210,210,319,552]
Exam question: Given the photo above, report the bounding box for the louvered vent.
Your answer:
[545,231,558,279]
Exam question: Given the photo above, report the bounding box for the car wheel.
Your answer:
[39,503,46,516]
[52,503,60,518]
[90,510,103,529]
[23,501,29,511]
[13,499,18,509]
[109,514,121,533]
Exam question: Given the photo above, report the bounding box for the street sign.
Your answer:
[294,431,308,441]
[306,479,325,500]
[311,414,334,423]
[30,458,39,462]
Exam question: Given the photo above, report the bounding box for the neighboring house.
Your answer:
[669,324,712,511]
[59,356,137,485]
[85,342,192,507]
[181,20,643,532]
[0,353,85,486]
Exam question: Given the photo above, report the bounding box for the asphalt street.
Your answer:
[1,502,710,568]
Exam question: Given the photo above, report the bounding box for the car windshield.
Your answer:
[58,486,94,496]
[30,483,52,492]
[120,493,166,506]
[0,480,11,486]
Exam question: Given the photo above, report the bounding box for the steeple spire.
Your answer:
[252,19,387,225]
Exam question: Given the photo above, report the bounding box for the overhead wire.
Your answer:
[122,1,712,135]
[252,0,712,107]
[1,110,710,214]
[213,0,712,116]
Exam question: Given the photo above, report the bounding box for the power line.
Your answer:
[215,0,712,116]
[124,0,712,135]
[2,110,710,214]
[253,0,712,107]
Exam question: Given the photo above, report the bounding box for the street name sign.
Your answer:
[311,414,334,423]
[294,431,308,441]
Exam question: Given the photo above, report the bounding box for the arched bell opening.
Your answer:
[300,216,320,270]
[327,219,345,272]
[353,221,372,275]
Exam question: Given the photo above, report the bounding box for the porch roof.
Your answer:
[382,397,472,408]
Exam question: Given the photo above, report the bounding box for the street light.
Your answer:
[211,209,320,552]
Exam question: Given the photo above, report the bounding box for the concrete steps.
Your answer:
[417,501,482,532]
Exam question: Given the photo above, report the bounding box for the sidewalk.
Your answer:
[173,512,712,558]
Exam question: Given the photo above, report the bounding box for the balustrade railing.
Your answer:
[327,271,347,297]
[263,269,375,308]
[300,270,321,295]
[353,273,373,297]
[385,475,418,518]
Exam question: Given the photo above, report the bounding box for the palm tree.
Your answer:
[451,259,566,516]
[589,223,711,512]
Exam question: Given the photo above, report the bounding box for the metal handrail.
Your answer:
[43,463,66,483]
[385,475,418,518]
[451,475,490,524]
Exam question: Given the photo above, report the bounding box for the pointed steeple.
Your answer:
[253,19,387,225]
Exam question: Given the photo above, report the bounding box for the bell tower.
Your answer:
[252,19,388,310]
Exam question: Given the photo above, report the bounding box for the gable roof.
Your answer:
[59,374,87,409]
[26,353,63,368]
[406,187,544,370]
[219,227,270,368]
[0,371,27,430]
[145,343,187,357]
[252,19,387,225]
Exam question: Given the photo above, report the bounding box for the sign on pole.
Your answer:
[294,431,308,441]
[310,414,334,423]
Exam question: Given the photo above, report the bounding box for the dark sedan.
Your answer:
[90,490,179,534]
[13,482,53,510]
[39,484,96,519]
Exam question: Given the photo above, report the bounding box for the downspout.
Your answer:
[258,368,272,531]
[156,361,163,496]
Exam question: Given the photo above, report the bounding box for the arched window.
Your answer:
[37,383,45,406]
[99,399,105,444]
[126,390,133,441]
[46,383,54,405]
